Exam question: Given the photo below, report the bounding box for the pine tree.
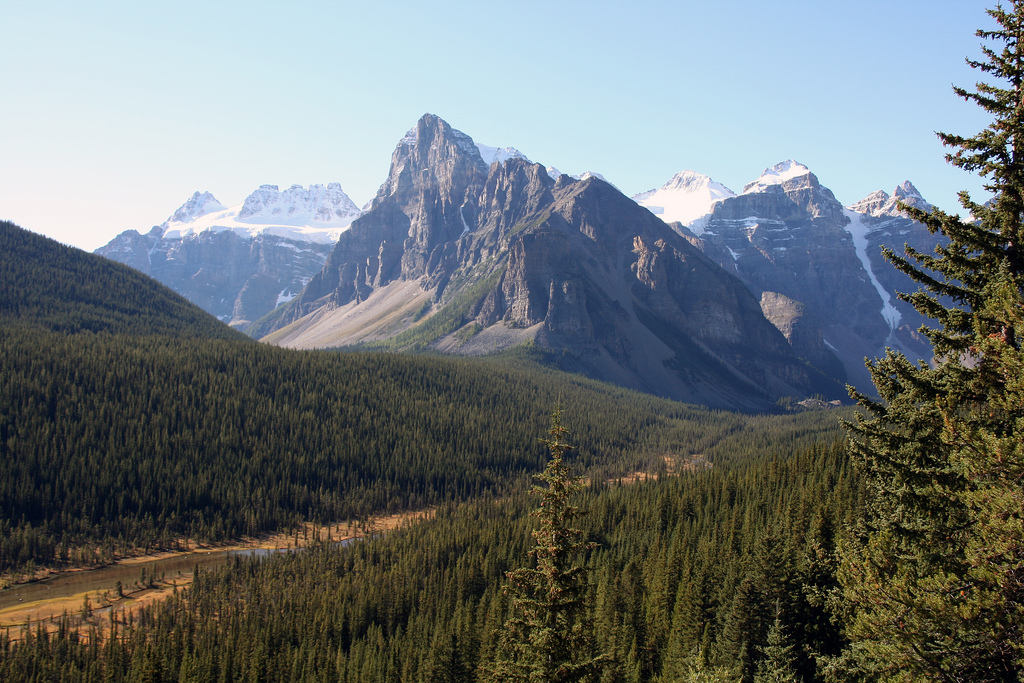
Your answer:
[840,3,1024,680]
[754,610,798,683]
[483,409,609,683]
[674,646,736,683]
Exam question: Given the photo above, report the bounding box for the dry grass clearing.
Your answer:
[0,509,434,641]
[605,454,711,484]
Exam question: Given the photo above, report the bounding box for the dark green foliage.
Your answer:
[0,436,858,683]
[0,220,241,340]
[485,410,608,683]
[0,216,858,682]
[0,322,845,572]
[840,3,1024,679]
[755,612,799,683]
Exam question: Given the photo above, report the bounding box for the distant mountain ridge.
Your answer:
[253,114,842,410]
[632,170,737,231]
[92,114,942,402]
[0,219,241,339]
[633,161,938,389]
[96,183,363,328]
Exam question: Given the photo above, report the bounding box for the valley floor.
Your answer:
[0,509,433,639]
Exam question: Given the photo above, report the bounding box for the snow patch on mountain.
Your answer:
[476,144,530,166]
[276,277,311,307]
[160,183,362,244]
[399,127,418,148]
[168,192,226,224]
[633,171,736,233]
[742,160,812,194]
[842,208,902,330]
[545,166,608,183]
[848,190,891,216]
[849,181,932,218]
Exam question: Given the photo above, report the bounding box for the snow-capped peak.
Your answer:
[544,166,607,183]
[742,160,812,194]
[399,126,418,147]
[158,183,363,244]
[574,171,606,182]
[891,181,931,211]
[849,181,932,218]
[166,191,226,225]
[238,183,361,225]
[476,143,530,167]
[632,171,736,233]
[847,190,890,216]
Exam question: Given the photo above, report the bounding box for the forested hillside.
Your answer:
[0,326,843,573]
[0,437,857,682]
[0,221,241,340]
[4,2,1023,679]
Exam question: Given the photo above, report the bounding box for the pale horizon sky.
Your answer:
[1,1,996,251]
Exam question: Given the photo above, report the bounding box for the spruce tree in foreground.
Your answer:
[483,409,608,683]
[755,610,799,683]
[840,2,1024,680]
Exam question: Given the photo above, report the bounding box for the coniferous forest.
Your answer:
[2,3,1024,681]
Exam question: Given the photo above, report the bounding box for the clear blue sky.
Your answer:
[1,0,994,251]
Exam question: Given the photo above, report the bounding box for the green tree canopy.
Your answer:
[840,3,1024,680]
[484,409,609,683]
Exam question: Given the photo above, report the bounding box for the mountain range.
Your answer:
[96,183,362,327]
[636,162,936,390]
[96,114,942,408]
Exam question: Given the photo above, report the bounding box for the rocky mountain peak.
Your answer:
[253,117,845,410]
[371,114,490,211]
[890,180,931,212]
[632,171,736,230]
[725,160,844,223]
[166,191,226,226]
[544,166,609,183]
[850,181,932,218]
[742,160,812,194]
[847,189,891,216]
[237,183,361,225]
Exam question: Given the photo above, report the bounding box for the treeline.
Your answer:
[0,325,844,572]
[0,221,241,340]
[0,439,858,682]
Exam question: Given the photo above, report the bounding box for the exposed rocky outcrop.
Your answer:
[258,115,843,410]
[96,184,361,327]
[663,163,939,391]
[845,181,940,366]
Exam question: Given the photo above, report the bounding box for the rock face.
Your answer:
[844,181,939,366]
[257,115,843,410]
[647,162,939,391]
[96,185,361,327]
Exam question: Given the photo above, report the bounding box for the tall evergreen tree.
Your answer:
[483,409,609,683]
[755,610,798,683]
[840,3,1024,680]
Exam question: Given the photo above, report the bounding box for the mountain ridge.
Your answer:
[91,113,941,402]
[96,182,364,327]
[0,219,243,340]
[255,114,843,410]
[654,166,938,390]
